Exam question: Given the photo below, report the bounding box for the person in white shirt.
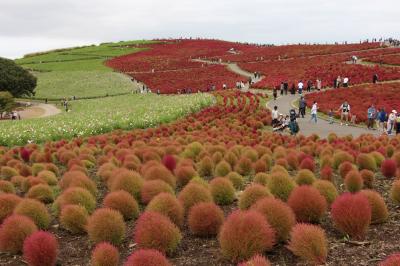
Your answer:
[343,77,349,87]
[338,101,350,125]
[387,110,397,134]
[271,105,279,127]
[297,81,304,94]
[310,101,318,123]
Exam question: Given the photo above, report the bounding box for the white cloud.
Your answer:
[0,0,399,58]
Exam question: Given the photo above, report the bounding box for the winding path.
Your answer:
[18,102,61,119]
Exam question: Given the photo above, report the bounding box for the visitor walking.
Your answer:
[280,82,284,95]
[283,81,288,95]
[373,73,379,84]
[289,109,299,135]
[271,106,279,127]
[336,76,342,88]
[339,101,350,125]
[328,109,334,124]
[377,108,387,132]
[299,96,306,118]
[343,77,349,87]
[316,79,322,91]
[273,88,278,100]
[297,80,304,94]
[307,80,312,92]
[367,104,376,129]
[290,83,296,95]
[310,101,318,123]
[387,110,397,135]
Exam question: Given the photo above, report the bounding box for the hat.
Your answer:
[392,110,397,114]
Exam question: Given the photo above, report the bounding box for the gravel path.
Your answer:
[18,102,61,119]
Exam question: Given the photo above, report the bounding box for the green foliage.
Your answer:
[0,57,36,97]
[0,91,15,115]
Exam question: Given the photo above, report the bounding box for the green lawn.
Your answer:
[0,93,214,146]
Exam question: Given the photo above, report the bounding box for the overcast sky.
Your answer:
[1,0,399,59]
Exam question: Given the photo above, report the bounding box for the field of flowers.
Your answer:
[1,90,400,266]
[365,53,400,66]
[0,93,213,146]
[306,82,400,123]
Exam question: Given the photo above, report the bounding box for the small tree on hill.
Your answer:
[0,91,15,118]
[0,57,36,97]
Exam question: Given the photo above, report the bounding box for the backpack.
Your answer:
[342,103,349,112]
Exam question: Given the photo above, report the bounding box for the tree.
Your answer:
[0,91,15,118]
[0,57,36,97]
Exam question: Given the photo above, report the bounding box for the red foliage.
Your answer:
[141,180,174,204]
[103,190,139,220]
[0,193,21,222]
[134,211,182,255]
[91,242,120,266]
[320,166,333,181]
[238,254,271,266]
[379,253,400,266]
[218,210,276,262]
[331,192,371,240]
[188,202,224,236]
[299,157,315,172]
[0,214,38,253]
[23,231,58,266]
[287,185,327,223]
[146,193,184,227]
[381,159,397,178]
[162,155,176,172]
[124,249,171,266]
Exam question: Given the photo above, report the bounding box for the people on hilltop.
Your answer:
[338,101,350,126]
[367,104,376,129]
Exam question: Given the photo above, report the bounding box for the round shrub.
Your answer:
[381,159,397,178]
[0,180,15,193]
[21,176,47,193]
[197,156,214,177]
[333,151,354,169]
[26,184,54,203]
[162,154,177,172]
[214,160,232,177]
[360,190,388,224]
[143,165,176,189]
[360,169,375,189]
[218,210,276,262]
[390,180,400,205]
[134,211,182,255]
[59,204,88,234]
[59,170,97,196]
[295,169,316,185]
[110,170,143,201]
[357,153,377,172]
[379,253,400,266]
[331,192,371,240]
[267,172,296,201]
[91,242,120,266]
[0,166,19,180]
[124,249,171,266]
[234,157,254,176]
[14,199,50,229]
[299,157,315,172]
[0,193,21,222]
[288,185,327,223]
[338,161,357,179]
[225,171,244,190]
[23,231,58,266]
[210,177,235,205]
[287,223,328,265]
[344,170,364,193]
[254,159,268,173]
[54,187,96,214]
[87,208,126,246]
[146,193,184,227]
[0,214,38,253]
[320,166,333,181]
[188,202,224,236]
[37,170,58,186]
[313,180,338,205]
[238,184,271,210]
[253,173,269,186]
[178,183,213,211]
[141,180,174,205]
[251,197,295,242]
[174,165,197,186]
[238,255,271,266]
[103,190,139,220]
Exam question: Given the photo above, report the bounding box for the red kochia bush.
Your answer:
[103,190,139,220]
[251,197,296,242]
[0,193,21,222]
[381,159,397,178]
[14,198,50,229]
[124,249,171,266]
[287,185,327,223]
[344,170,364,193]
[23,231,58,266]
[0,214,38,253]
[162,155,177,172]
[59,204,88,234]
[134,211,182,255]
[331,192,371,240]
[218,210,276,262]
[146,193,184,227]
[188,202,224,236]
[238,184,271,210]
[287,223,328,264]
[141,180,174,204]
[86,208,126,246]
[299,157,315,172]
[91,242,120,266]
[379,253,400,266]
[238,254,271,266]
[178,183,213,211]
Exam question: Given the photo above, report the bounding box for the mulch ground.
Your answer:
[0,171,399,266]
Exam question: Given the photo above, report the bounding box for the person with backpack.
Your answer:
[377,108,387,132]
[338,101,350,126]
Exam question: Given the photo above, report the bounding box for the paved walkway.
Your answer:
[18,102,61,119]
[266,93,379,138]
